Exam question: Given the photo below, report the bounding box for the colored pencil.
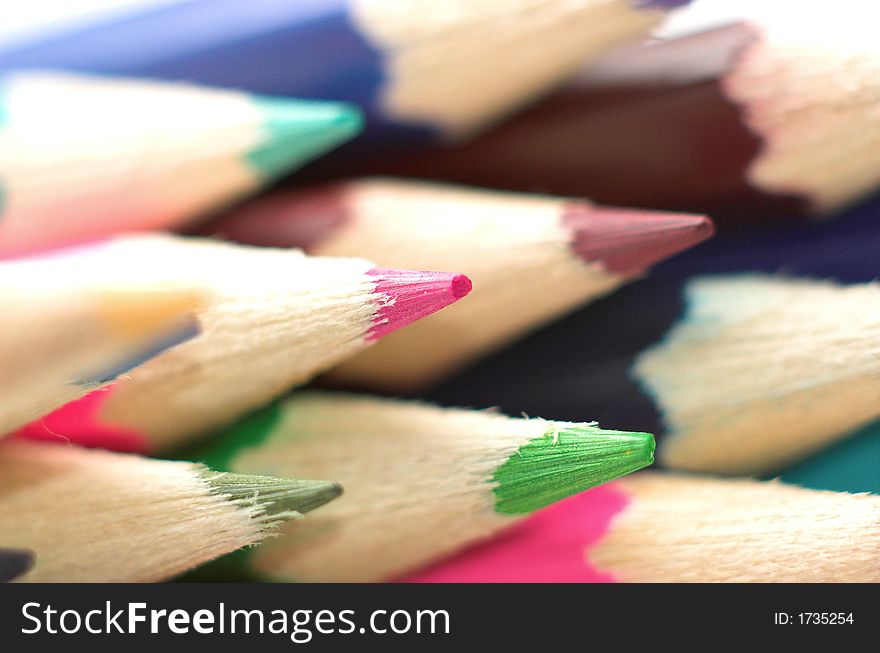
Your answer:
[0,244,205,436]
[776,422,880,496]
[406,472,880,582]
[424,195,880,444]
[369,3,880,218]
[634,275,880,475]
[0,0,688,147]
[184,391,654,582]
[206,178,712,391]
[0,71,362,256]
[429,262,880,476]
[0,547,35,583]
[16,235,471,451]
[0,439,342,582]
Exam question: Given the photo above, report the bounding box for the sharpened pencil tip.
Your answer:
[564,205,713,275]
[366,268,473,341]
[248,97,363,179]
[492,426,655,515]
[203,472,343,517]
[451,274,474,298]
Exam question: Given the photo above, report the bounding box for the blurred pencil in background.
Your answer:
[16,235,471,451]
[429,198,880,474]
[366,1,880,219]
[777,424,880,495]
[0,71,362,256]
[634,275,880,474]
[434,272,880,476]
[0,0,690,148]
[0,0,876,589]
[0,439,342,582]
[0,242,204,436]
[183,392,654,582]
[407,473,880,582]
[207,178,712,391]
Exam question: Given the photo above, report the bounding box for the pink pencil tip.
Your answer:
[451,274,474,298]
[366,268,472,341]
[563,204,714,275]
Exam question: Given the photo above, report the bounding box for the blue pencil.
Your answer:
[0,0,688,148]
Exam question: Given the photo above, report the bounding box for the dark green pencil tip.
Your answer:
[492,426,655,515]
[203,471,343,517]
[248,96,364,179]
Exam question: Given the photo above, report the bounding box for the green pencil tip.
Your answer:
[492,426,655,515]
[203,471,343,517]
[247,97,363,179]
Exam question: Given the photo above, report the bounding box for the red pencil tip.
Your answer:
[366,269,472,341]
[563,205,714,275]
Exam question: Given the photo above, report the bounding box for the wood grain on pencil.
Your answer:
[408,472,880,582]
[208,179,712,391]
[636,275,880,474]
[0,0,687,144]
[0,440,342,582]
[0,243,205,436]
[0,72,361,256]
[17,235,470,450]
[189,392,654,582]
[367,3,880,218]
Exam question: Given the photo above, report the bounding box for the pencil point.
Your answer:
[366,269,472,341]
[204,472,343,517]
[248,98,363,179]
[564,205,714,275]
[492,426,654,515]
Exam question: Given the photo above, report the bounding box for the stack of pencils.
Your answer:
[0,0,877,584]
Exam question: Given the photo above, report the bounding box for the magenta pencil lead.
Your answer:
[366,269,473,341]
[16,234,470,451]
[206,178,712,391]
